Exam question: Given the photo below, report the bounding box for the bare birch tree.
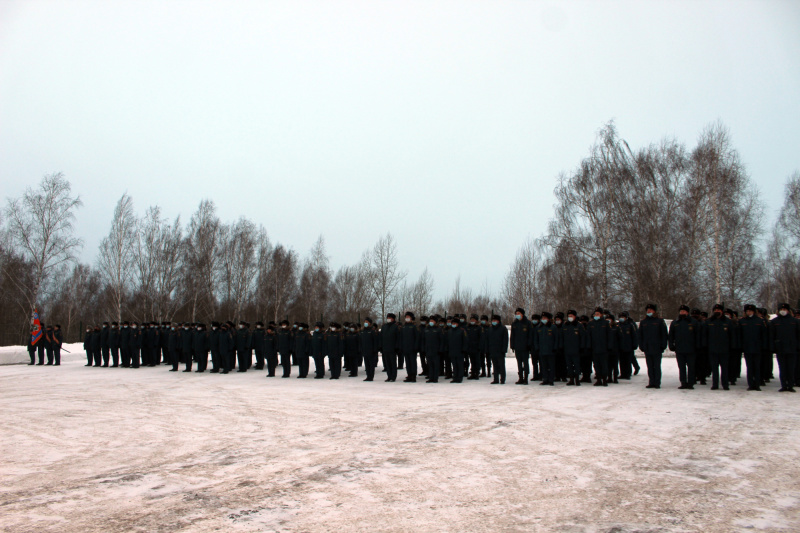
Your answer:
[97,193,136,322]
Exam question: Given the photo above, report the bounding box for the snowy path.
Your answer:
[1,346,799,532]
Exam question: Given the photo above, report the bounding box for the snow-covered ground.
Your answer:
[1,343,798,532]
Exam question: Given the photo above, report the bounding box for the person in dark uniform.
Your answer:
[486,315,509,384]
[691,309,709,385]
[510,308,532,385]
[193,323,209,372]
[771,303,800,392]
[466,314,482,380]
[178,323,192,372]
[344,323,359,377]
[380,313,399,382]
[159,322,170,364]
[294,322,311,378]
[119,322,131,367]
[359,318,379,381]
[728,309,743,385]
[704,304,734,390]
[27,329,36,365]
[758,307,774,384]
[251,322,266,370]
[208,322,220,373]
[553,312,567,382]
[562,310,584,386]
[445,318,468,383]
[669,305,699,389]
[479,315,491,377]
[422,316,442,383]
[417,316,428,378]
[326,322,344,379]
[90,325,102,367]
[100,322,110,367]
[129,322,141,368]
[585,307,610,386]
[739,304,766,391]
[276,320,293,377]
[578,315,593,382]
[311,322,326,379]
[167,324,180,371]
[218,322,233,374]
[529,313,541,382]
[44,325,54,365]
[637,304,668,389]
[617,312,637,379]
[235,321,251,372]
[52,324,63,366]
[441,316,452,379]
[536,312,560,386]
[108,322,119,367]
[399,312,419,382]
[607,314,622,383]
[83,325,93,366]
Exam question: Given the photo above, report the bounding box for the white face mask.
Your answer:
[619,317,626,322]
[568,317,574,322]
[299,327,303,331]
[555,320,562,325]
[780,310,788,316]
[405,318,411,323]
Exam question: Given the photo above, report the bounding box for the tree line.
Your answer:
[1,120,797,345]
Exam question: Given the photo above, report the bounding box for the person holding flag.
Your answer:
[31,309,45,365]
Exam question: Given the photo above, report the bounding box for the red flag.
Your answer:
[31,309,42,346]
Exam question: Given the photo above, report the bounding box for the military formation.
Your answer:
[31,302,800,392]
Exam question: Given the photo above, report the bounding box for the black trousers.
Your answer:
[46,347,54,365]
[110,347,119,366]
[404,353,417,379]
[196,350,208,371]
[451,352,464,382]
[709,352,728,388]
[237,348,251,370]
[267,352,278,375]
[29,347,36,364]
[515,350,530,377]
[280,351,291,377]
[253,349,265,369]
[676,352,695,385]
[530,352,540,379]
[541,352,555,384]
[482,351,492,374]
[580,355,593,380]
[384,352,398,381]
[120,347,131,367]
[427,353,440,382]
[364,353,377,380]
[53,348,61,365]
[565,352,581,378]
[397,352,404,370]
[729,351,742,380]
[184,350,193,371]
[491,353,505,382]
[130,347,140,368]
[419,352,428,375]
[468,351,480,377]
[777,353,797,390]
[761,350,774,380]
[607,349,620,379]
[170,349,180,370]
[102,346,110,366]
[645,351,663,387]
[592,352,608,381]
[93,348,102,367]
[744,352,761,389]
[618,350,633,378]
[313,354,326,377]
[329,354,342,378]
[297,354,309,377]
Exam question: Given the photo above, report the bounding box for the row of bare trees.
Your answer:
[2,121,797,345]
[504,121,779,318]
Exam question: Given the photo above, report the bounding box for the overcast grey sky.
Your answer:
[1,0,798,300]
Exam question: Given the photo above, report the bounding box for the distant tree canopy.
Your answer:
[0,121,795,345]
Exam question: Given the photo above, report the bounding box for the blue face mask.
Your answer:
[429,322,435,327]
[364,323,369,328]
[541,319,548,325]
[451,323,457,328]
[619,317,626,322]
[531,319,539,325]
[515,315,521,321]
[492,321,499,326]
[593,316,601,321]
[646,312,653,317]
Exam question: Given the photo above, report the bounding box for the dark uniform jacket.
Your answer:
[668,316,698,353]
[703,314,734,353]
[738,315,767,354]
